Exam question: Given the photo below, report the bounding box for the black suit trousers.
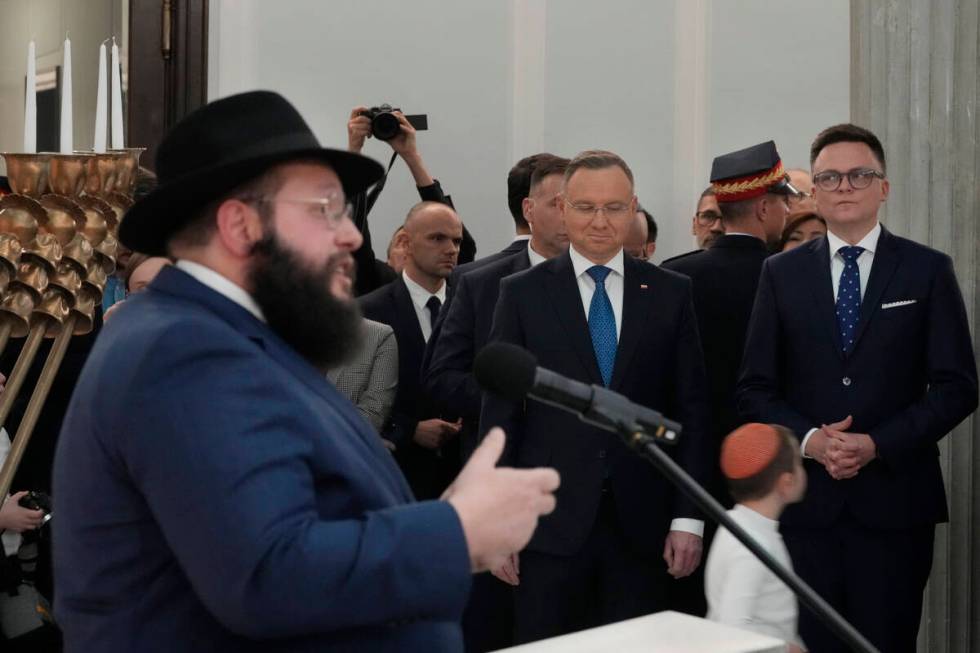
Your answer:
[783,515,934,653]
[513,491,670,645]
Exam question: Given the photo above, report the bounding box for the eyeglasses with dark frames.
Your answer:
[812,168,885,192]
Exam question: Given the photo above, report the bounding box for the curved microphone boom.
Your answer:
[474,342,681,443]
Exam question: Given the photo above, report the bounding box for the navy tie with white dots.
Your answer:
[836,246,865,355]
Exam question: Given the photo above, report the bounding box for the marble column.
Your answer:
[851,1,979,652]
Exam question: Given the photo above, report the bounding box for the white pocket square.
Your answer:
[881,299,917,309]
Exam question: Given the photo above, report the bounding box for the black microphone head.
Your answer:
[474,343,537,402]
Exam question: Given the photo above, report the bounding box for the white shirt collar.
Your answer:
[402,269,446,309]
[732,504,780,533]
[826,221,881,259]
[175,260,265,322]
[513,234,532,242]
[527,240,548,267]
[569,245,625,280]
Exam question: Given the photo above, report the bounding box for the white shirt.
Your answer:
[402,270,446,342]
[568,245,703,537]
[568,245,625,339]
[705,505,805,649]
[800,222,881,456]
[0,429,21,556]
[826,222,881,301]
[527,240,548,267]
[175,260,266,322]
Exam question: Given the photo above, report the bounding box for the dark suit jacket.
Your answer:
[480,252,711,557]
[419,237,529,399]
[663,234,769,502]
[53,266,471,652]
[360,276,460,498]
[424,249,531,459]
[448,237,528,290]
[737,228,978,529]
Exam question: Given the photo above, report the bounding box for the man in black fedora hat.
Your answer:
[51,90,559,653]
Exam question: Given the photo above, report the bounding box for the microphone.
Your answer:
[474,343,681,443]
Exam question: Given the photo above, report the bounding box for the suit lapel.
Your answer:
[806,237,844,358]
[392,277,426,353]
[850,227,901,354]
[545,253,603,385]
[610,258,652,390]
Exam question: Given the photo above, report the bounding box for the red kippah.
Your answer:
[720,423,782,480]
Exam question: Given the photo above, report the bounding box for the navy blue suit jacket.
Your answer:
[447,238,528,292]
[737,228,978,529]
[480,252,711,556]
[53,267,471,652]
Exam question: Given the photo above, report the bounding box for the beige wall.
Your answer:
[0,0,124,171]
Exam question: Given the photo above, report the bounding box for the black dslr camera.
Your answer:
[18,491,51,524]
[360,104,428,141]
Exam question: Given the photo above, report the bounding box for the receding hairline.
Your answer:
[403,201,460,232]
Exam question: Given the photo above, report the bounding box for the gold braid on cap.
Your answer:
[712,162,786,200]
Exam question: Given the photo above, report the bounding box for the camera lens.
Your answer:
[372,112,401,141]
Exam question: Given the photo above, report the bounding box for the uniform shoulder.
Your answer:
[660,249,703,268]
[661,249,708,275]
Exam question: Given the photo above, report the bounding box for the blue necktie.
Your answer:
[587,266,617,386]
[836,246,864,354]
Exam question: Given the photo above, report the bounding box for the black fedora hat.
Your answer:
[119,91,385,256]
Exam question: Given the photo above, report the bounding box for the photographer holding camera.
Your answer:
[347,105,476,296]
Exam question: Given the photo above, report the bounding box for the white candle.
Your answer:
[93,41,107,153]
[110,37,123,148]
[24,40,36,153]
[60,35,73,153]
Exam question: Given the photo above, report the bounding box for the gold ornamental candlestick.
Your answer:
[81,150,126,197]
[0,166,100,499]
[0,192,60,364]
[76,195,117,274]
[0,154,82,429]
[0,285,78,501]
[108,147,145,197]
[0,232,25,354]
[0,152,54,352]
[1,153,51,198]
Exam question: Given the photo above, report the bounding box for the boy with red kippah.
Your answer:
[705,423,807,652]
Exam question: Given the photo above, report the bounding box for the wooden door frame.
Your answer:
[127,0,209,171]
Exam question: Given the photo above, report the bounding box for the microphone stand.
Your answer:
[583,402,879,653]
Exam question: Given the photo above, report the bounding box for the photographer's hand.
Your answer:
[0,491,45,532]
[347,106,372,154]
[389,112,434,187]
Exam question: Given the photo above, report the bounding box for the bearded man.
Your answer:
[51,91,559,653]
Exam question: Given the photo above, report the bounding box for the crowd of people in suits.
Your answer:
[0,90,976,653]
[332,116,977,652]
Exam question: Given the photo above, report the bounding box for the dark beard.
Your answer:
[248,232,363,371]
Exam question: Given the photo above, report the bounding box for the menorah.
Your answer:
[0,147,142,499]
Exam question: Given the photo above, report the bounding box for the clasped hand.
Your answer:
[809,415,876,480]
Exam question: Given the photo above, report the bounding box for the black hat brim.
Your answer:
[767,178,803,197]
[119,147,384,256]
